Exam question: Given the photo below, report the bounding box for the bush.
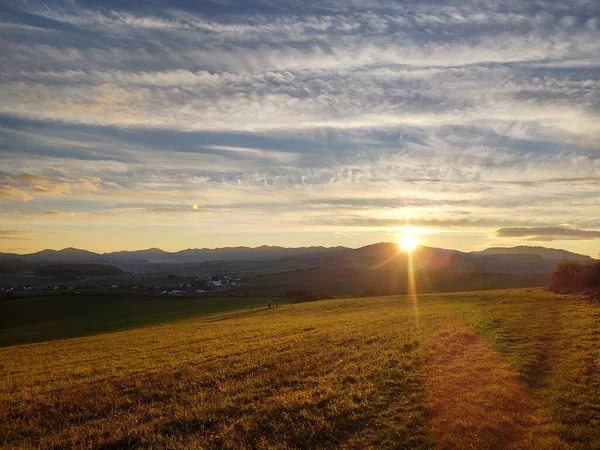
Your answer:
[549,260,600,294]
[583,260,600,288]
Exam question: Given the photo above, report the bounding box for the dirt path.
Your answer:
[424,305,564,449]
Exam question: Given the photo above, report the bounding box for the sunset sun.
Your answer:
[399,232,419,252]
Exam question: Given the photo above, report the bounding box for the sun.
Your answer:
[399,232,419,252]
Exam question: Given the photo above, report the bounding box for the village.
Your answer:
[1,273,244,296]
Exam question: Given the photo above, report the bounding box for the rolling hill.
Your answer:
[0,244,594,291]
[5,245,348,265]
[23,247,104,263]
[472,245,593,261]
[1,289,598,448]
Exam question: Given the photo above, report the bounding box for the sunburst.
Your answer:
[399,232,418,252]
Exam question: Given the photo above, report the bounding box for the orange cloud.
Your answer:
[0,229,35,240]
[10,172,105,198]
[0,185,34,202]
[44,209,76,217]
[31,183,72,195]
[18,173,53,185]
[79,182,99,192]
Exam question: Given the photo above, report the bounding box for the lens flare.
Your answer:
[399,232,418,252]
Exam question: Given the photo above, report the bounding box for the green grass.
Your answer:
[0,288,599,449]
[0,292,282,347]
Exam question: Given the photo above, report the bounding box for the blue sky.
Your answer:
[1,0,599,254]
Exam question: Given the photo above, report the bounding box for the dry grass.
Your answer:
[1,288,599,449]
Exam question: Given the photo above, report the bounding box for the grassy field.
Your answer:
[1,288,599,449]
[0,292,282,347]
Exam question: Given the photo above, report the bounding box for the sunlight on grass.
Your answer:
[0,289,598,448]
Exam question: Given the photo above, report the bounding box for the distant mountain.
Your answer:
[297,243,479,273]
[0,244,593,275]
[24,247,103,262]
[472,246,593,262]
[103,245,347,264]
[244,244,553,295]
[105,248,170,263]
[294,243,596,275]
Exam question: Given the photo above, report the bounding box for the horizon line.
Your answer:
[1,242,593,258]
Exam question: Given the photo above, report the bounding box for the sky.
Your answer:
[1,0,599,255]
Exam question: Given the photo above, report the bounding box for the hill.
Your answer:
[106,245,347,264]
[104,247,172,263]
[0,293,282,347]
[1,244,593,293]
[4,243,592,268]
[24,247,105,263]
[1,289,598,448]
[240,244,552,295]
[34,263,123,278]
[295,243,477,272]
[0,258,38,274]
[473,245,593,261]
[8,245,348,265]
[172,245,346,264]
[244,266,548,296]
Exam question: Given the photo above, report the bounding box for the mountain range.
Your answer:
[0,245,346,265]
[0,244,593,273]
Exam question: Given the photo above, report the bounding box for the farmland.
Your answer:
[1,289,599,449]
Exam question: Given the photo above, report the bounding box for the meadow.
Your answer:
[1,288,599,449]
[0,292,282,347]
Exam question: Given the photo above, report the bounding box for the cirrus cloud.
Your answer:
[495,226,600,241]
[0,0,599,253]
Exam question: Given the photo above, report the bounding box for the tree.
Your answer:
[549,259,600,294]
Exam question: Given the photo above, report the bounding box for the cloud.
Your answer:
[0,1,599,251]
[0,185,34,202]
[0,229,35,240]
[0,171,107,200]
[44,209,69,216]
[1,1,598,141]
[1,66,598,141]
[495,226,600,241]
[18,173,53,185]
[143,206,204,214]
[0,22,54,32]
[316,215,538,231]
[202,145,299,163]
